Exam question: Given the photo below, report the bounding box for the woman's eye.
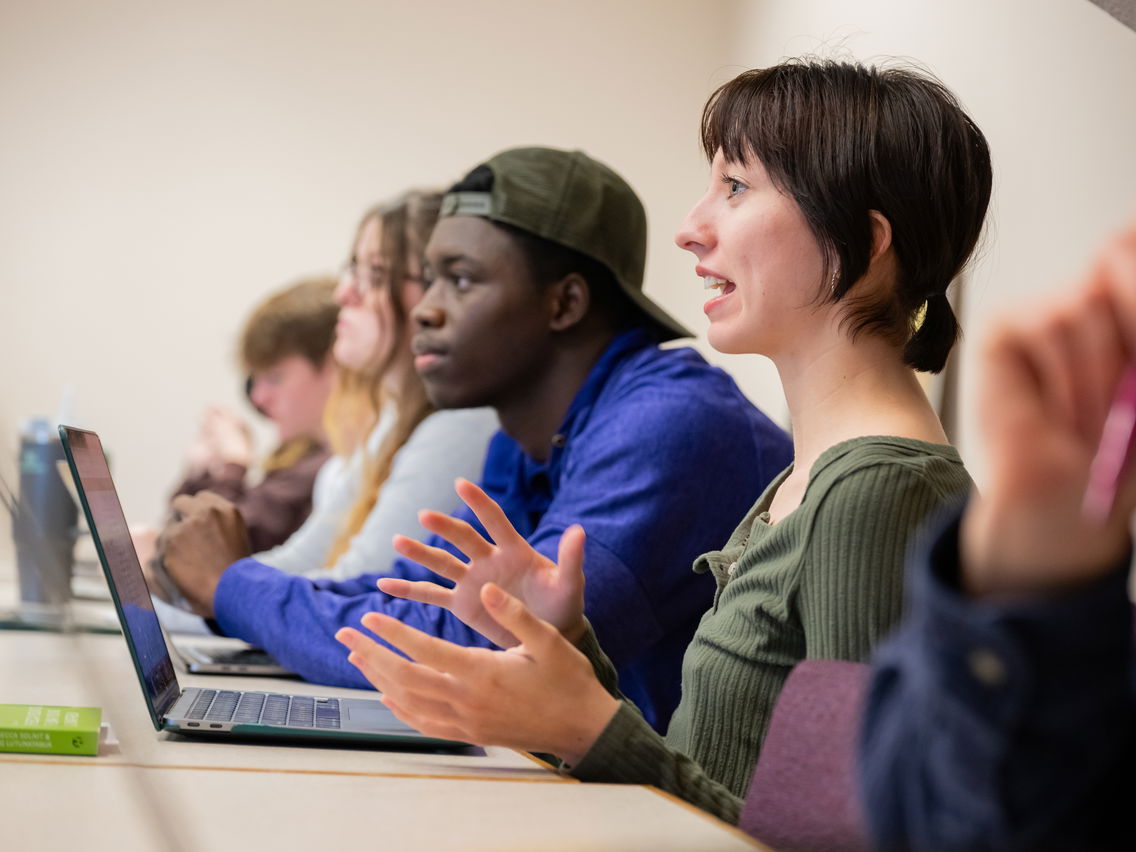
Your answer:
[454,275,473,292]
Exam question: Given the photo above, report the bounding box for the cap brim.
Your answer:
[622,285,695,341]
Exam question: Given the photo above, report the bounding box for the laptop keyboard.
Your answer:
[185,690,341,729]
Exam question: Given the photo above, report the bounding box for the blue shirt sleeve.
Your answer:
[213,527,493,690]
[212,436,518,688]
[859,504,1136,851]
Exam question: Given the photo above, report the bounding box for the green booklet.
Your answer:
[0,704,102,756]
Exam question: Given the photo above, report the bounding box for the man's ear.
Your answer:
[548,272,590,332]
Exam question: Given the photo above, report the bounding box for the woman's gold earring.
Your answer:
[830,270,839,297]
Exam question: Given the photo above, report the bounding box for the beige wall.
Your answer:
[2,0,1134,561]
[0,0,751,541]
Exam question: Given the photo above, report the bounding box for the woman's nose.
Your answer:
[674,196,714,256]
[334,271,360,306]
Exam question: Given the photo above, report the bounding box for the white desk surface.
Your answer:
[0,553,766,851]
[1,631,560,782]
[3,761,763,851]
[1,563,553,779]
[1,630,765,851]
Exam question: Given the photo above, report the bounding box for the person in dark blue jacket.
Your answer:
[860,222,1136,850]
[159,147,792,730]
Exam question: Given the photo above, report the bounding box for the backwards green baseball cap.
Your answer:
[440,146,693,341]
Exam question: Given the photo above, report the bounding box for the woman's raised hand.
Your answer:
[336,582,619,764]
[381,478,587,648]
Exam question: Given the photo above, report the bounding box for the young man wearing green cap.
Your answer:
[161,147,792,730]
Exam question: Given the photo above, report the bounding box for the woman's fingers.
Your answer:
[455,478,528,548]
[335,627,410,695]
[361,611,478,676]
[336,626,456,703]
[553,525,589,641]
[556,525,586,583]
[417,510,495,560]
[480,583,564,658]
[392,535,470,583]
[380,696,470,744]
[377,576,454,608]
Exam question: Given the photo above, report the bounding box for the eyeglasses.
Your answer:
[340,261,423,297]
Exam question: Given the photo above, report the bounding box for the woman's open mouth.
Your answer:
[703,275,736,313]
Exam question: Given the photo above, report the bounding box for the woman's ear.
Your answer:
[548,273,591,332]
[868,210,894,262]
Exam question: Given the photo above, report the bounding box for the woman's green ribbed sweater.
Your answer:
[569,436,971,823]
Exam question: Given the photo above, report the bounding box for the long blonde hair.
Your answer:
[324,190,443,567]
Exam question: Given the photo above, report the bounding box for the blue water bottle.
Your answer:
[14,417,78,606]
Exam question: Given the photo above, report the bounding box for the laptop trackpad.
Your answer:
[346,703,389,723]
[343,700,406,732]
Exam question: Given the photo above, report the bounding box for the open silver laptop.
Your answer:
[60,424,463,749]
[52,438,296,677]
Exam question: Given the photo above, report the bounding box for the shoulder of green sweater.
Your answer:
[807,436,969,493]
[789,444,970,603]
[797,438,971,536]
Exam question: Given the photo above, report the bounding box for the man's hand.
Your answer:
[156,492,252,618]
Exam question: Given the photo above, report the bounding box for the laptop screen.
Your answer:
[60,426,180,727]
